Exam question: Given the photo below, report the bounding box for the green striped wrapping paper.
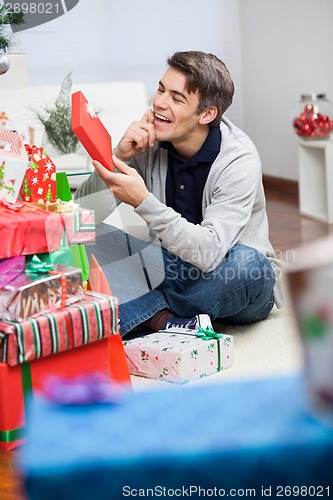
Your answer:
[0,291,118,366]
[61,207,95,246]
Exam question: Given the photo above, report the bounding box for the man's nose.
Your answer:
[154,92,169,108]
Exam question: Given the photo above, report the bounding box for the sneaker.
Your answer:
[161,314,212,333]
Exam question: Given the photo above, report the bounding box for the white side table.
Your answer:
[298,139,333,223]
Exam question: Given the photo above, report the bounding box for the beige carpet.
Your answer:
[129,273,304,391]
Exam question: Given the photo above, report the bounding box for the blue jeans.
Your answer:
[87,224,276,336]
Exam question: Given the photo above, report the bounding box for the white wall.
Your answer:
[15,0,243,127]
[4,0,333,181]
[240,0,333,180]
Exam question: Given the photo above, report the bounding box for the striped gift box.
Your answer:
[0,291,118,366]
[61,207,95,246]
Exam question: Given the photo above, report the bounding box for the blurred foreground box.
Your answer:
[19,375,333,499]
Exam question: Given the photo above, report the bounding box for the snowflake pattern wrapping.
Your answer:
[20,145,57,203]
[0,130,29,204]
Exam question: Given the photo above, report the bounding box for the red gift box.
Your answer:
[0,337,121,450]
[20,145,57,203]
[0,201,64,259]
[71,91,114,171]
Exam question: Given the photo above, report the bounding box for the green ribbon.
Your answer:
[0,427,25,444]
[195,326,223,341]
[196,326,222,372]
[217,339,221,372]
[21,361,34,410]
[24,255,55,275]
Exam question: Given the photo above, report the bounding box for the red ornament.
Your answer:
[293,104,333,138]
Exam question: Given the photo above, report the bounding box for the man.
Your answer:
[75,50,283,337]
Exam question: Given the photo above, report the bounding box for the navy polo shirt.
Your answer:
[160,126,221,224]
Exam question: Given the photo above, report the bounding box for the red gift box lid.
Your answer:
[71,91,114,172]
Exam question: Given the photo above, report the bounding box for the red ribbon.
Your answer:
[49,270,68,309]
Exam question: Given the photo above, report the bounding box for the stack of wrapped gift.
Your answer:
[0,253,123,450]
[0,140,131,450]
[124,327,233,384]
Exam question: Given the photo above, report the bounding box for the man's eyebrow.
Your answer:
[158,80,188,102]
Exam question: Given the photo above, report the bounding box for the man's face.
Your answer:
[152,67,203,148]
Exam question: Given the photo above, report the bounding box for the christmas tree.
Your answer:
[21,176,32,199]
[45,184,53,202]
[0,5,24,51]
[32,73,79,155]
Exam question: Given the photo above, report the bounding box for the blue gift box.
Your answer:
[19,376,333,500]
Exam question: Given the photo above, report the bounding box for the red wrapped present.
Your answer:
[22,199,95,246]
[0,201,64,259]
[0,255,25,288]
[72,91,114,171]
[0,338,112,450]
[20,145,57,203]
[0,261,84,321]
[0,291,119,366]
[0,129,29,204]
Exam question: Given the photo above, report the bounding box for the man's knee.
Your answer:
[225,245,275,284]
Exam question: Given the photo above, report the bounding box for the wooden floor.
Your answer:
[264,177,333,254]
[1,179,333,500]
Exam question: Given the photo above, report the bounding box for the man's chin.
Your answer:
[155,129,172,143]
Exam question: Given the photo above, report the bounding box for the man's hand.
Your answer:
[113,109,156,161]
[92,155,149,208]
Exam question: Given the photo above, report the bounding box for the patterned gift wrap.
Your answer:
[0,255,25,288]
[0,264,84,321]
[0,129,29,204]
[124,329,233,383]
[0,201,64,259]
[61,206,95,245]
[0,291,119,366]
[20,145,57,204]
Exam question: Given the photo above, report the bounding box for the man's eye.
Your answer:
[157,87,164,93]
[173,96,182,103]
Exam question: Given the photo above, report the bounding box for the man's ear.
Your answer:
[199,106,218,125]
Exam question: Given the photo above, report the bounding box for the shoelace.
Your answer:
[164,318,198,330]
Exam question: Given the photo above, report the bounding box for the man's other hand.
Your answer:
[92,155,149,208]
[113,109,156,161]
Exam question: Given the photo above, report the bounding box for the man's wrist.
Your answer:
[133,189,149,208]
[113,146,129,161]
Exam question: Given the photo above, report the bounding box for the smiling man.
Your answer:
[75,51,283,337]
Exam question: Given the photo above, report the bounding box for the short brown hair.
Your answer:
[167,51,234,127]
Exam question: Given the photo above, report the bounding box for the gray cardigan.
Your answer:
[75,117,283,308]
